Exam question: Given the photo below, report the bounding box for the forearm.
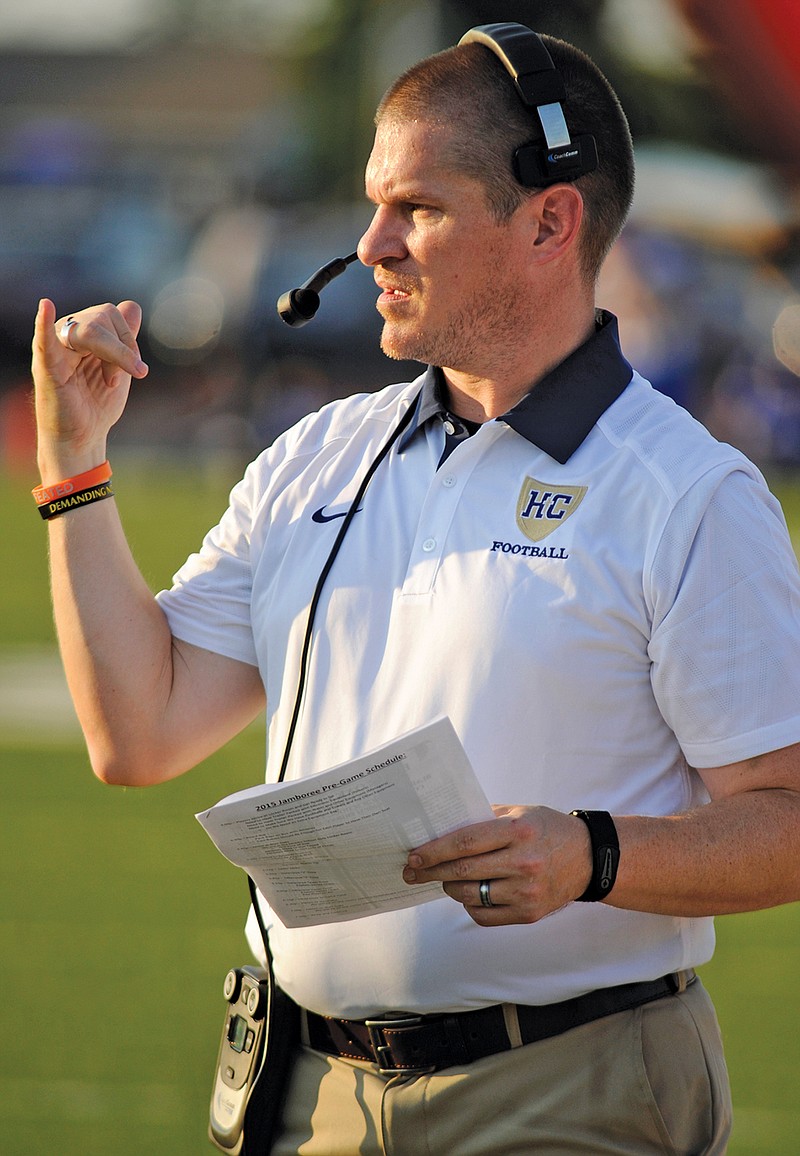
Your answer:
[610,788,800,917]
[404,749,800,925]
[45,486,179,784]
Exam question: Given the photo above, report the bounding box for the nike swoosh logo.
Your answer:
[312,504,363,523]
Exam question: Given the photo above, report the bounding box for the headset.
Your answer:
[277,22,598,326]
[459,23,598,188]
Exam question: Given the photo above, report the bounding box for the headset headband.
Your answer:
[458,22,598,187]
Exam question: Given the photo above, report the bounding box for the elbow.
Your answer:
[87,737,171,788]
[90,755,155,788]
[91,758,145,787]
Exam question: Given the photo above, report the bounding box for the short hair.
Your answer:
[376,34,635,283]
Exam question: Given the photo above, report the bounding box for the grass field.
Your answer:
[3,459,800,1154]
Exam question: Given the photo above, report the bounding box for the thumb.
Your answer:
[32,298,64,374]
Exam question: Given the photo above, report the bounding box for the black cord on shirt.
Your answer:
[251,390,422,961]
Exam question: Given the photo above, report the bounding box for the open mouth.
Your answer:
[379,286,411,304]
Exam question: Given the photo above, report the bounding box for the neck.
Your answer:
[441,297,597,423]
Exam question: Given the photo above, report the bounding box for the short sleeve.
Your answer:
[648,467,800,767]
[156,466,259,667]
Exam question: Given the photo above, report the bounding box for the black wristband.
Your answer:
[570,810,620,902]
[38,481,114,520]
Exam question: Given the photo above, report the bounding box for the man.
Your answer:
[31,24,800,1155]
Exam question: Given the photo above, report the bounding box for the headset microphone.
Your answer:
[277,251,359,326]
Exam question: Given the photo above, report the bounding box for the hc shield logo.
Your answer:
[516,477,588,542]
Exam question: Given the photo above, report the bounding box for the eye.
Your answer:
[406,202,439,219]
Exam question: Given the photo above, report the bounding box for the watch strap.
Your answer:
[570,809,620,902]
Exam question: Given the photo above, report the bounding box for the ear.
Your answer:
[526,185,584,265]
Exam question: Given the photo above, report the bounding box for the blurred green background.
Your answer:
[2,463,800,1154]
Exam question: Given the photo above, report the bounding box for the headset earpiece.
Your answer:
[458,22,598,188]
[513,136,598,188]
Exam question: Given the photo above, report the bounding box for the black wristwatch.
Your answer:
[570,810,620,901]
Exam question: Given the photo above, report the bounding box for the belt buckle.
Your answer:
[364,1014,435,1076]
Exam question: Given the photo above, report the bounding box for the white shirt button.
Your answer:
[422,537,436,552]
[442,474,456,488]
[443,420,456,435]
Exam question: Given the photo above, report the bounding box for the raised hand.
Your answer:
[32,298,149,477]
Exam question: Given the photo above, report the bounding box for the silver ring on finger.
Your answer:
[479,879,494,908]
[60,317,79,351]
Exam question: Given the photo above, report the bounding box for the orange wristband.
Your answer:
[32,461,112,507]
[38,481,115,520]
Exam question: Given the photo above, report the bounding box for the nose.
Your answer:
[357,205,407,267]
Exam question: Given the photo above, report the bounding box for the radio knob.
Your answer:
[223,969,242,1003]
[246,984,265,1020]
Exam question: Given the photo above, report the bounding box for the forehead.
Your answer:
[365,117,470,200]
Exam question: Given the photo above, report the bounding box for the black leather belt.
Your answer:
[303,970,696,1075]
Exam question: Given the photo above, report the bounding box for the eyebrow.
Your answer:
[364,168,452,203]
[365,187,438,206]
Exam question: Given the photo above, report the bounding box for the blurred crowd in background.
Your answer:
[1,0,799,476]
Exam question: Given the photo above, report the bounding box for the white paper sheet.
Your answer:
[196,716,492,927]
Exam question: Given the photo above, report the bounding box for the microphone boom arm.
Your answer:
[277,251,359,327]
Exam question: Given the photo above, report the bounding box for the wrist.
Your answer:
[33,459,113,520]
[570,810,620,902]
[37,444,109,487]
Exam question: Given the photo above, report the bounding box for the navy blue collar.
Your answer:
[398,310,633,465]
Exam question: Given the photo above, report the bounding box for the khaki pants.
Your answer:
[271,978,732,1155]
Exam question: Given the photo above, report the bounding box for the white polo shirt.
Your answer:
[157,313,800,1017]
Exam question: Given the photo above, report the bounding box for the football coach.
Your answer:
[31,22,800,1155]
